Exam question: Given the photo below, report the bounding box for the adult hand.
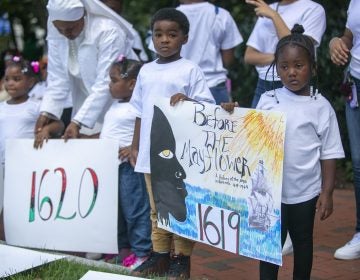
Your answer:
[35,114,51,134]
[329,37,350,66]
[62,122,80,142]
[245,0,276,19]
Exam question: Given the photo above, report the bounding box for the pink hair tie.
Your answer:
[117,54,126,62]
[31,61,40,73]
[12,56,21,62]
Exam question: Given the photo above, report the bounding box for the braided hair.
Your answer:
[111,55,142,80]
[266,24,318,102]
[6,56,40,81]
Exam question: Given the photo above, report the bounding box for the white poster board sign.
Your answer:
[4,139,119,254]
[150,98,286,265]
[0,244,64,278]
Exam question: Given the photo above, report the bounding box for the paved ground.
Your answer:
[190,188,360,280]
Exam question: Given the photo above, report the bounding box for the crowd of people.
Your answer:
[0,0,359,279]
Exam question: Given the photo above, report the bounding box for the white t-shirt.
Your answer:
[0,99,40,164]
[257,87,344,204]
[177,2,243,87]
[100,101,136,160]
[347,0,360,79]
[130,58,215,173]
[247,0,326,80]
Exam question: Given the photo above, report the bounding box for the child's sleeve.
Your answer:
[319,108,345,160]
[188,67,215,104]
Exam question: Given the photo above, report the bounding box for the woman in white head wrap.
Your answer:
[36,0,137,139]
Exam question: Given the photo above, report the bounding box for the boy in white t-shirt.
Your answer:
[129,8,215,279]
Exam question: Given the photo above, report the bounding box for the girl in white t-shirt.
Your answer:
[244,0,326,108]
[222,24,344,279]
[0,57,64,240]
[85,56,151,269]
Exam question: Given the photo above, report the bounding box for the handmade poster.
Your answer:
[150,98,286,265]
[0,244,64,278]
[4,139,119,254]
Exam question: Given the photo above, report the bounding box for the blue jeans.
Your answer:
[118,162,151,257]
[251,78,283,108]
[210,83,230,105]
[346,76,360,232]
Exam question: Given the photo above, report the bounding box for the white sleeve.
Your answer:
[188,67,215,104]
[40,39,70,119]
[221,10,243,50]
[129,71,143,118]
[73,27,130,127]
[301,5,326,46]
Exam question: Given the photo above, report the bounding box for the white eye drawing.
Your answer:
[159,149,174,159]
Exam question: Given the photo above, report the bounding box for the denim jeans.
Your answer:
[346,76,360,232]
[118,162,151,257]
[210,83,230,105]
[251,78,283,108]
[260,197,318,280]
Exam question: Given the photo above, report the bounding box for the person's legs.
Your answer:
[335,77,360,260]
[118,162,151,257]
[132,174,171,276]
[259,203,288,280]
[168,235,195,279]
[288,197,317,280]
[251,79,283,108]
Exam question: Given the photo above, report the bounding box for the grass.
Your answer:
[3,257,130,280]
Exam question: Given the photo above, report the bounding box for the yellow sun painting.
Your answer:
[227,110,286,187]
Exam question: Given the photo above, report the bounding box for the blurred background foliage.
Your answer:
[0,0,353,182]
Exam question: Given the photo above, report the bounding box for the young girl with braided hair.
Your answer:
[222,24,344,279]
[92,55,151,268]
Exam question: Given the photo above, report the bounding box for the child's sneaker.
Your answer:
[122,253,149,270]
[131,251,170,277]
[334,232,360,260]
[167,254,190,280]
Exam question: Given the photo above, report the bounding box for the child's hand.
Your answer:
[245,0,276,19]
[34,128,50,149]
[316,192,333,221]
[170,93,190,106]
[62,122,80,142]
[119,146,131,161]
[129,147,138,168]
[221,102,239,113]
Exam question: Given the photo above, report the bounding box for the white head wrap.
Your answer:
[47,0,85,21]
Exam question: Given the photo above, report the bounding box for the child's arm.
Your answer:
[130,117,141,167]
[316,159,336,221]
[34,119,64,149]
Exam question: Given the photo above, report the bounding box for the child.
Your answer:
[129,8,215,279]
[0,57,64,239]
[222,25,344,279]
[244,0,326,108]
[96,55,152,269]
